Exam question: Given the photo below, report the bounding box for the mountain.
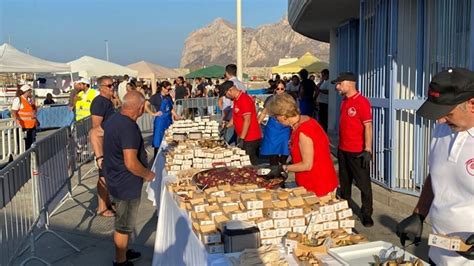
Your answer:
[180,17,330,69]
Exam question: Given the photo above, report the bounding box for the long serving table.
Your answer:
[146,148,230,266]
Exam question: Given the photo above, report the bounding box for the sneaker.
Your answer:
[126,249,141,262]
[113,261,133,266]
[362,216,374,227]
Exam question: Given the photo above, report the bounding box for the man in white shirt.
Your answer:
[396,68,474,265]
[117,75,129,102]
[316,69,330,132]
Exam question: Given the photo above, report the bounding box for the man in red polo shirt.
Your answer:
[333,72,374,227]
[220,81,262,165]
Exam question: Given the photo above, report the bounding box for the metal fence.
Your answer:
[175,97,222,121]
[336,0,472,196]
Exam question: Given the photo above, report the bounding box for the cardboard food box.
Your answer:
[200,231,222,244]
[217,196,232,204]
[257,191,272,201]
[294,241,328,257]
[339,219,355,228]
[274,218,290,228]
[337,209,353,220]
[276,227,291,237]
[292,226,307,234]
[288,207,304,218]
[261,229,277,239]
[217,184,231,192]
[205,243,225,254]
[428,234,472,252]
[321,212,337,222]
[322,221,339,231]
[288,197,306,207]
[256,218,274,231]
[220,204,240,215]
[267,209,288,219]
[244,200,264,210]
[291,187,308,197]
[199,223,217,233]
[241,192,257,201]
[228,211,249,221]
[303,195,319,206]
[273,200,289,209]
[214,215,230,230]
[192,203,209,213]
[277,191,291,200]
[247,209,263,219]
[307,223,324,233]
[290,217,306,227]
[208,210,223,220]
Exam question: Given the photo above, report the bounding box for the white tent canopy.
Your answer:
[128,60,181,79]
[0,43,70,73]
[68,56,138,78]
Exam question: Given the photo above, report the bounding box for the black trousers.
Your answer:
[23,127,37,150]
[337,149,373,217]
[318,103,328,132]
[243,139,261,165]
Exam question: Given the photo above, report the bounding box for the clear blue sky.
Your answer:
[0,0,288,67]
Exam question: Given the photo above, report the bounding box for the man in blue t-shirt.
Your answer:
[103,91,155,266]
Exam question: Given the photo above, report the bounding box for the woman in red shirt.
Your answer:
[266,93,338,197]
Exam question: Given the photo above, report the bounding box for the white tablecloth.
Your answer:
[146,149,229,266]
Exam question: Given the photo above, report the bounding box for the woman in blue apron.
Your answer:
[258,80,291,165]
[145,81,180,157]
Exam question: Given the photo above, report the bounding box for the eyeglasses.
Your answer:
[276,88,285,91]
[101,84,113,88]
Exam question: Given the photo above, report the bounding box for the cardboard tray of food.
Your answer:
[328,241,428,266]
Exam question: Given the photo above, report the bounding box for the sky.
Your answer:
[0,0,288,68]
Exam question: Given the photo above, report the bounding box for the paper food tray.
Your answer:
[328,241,428,266]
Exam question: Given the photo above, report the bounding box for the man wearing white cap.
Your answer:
[74,78,99,121]
[11,84,37,149]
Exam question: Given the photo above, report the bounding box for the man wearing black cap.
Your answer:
[333,72,374,227]
[396,68,474,265]
[220,81,262,165]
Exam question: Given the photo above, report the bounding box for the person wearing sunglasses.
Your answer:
[145,81,180,157]
[90,76,117,217]
[258,80,291,166]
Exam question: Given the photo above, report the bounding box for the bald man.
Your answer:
[103,91,155,266]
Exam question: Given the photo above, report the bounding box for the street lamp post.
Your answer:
[105,40,109,61]
[236,0,243,80]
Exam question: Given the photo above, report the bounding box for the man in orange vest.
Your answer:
[11,85,37,150]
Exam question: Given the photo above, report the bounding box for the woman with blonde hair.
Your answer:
[266,93,338,197]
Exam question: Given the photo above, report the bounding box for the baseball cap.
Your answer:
[74,77,91,85]
[417,68,474,120]
[20,84,32,92]
[331,72,357,84]
[219,81,235,97]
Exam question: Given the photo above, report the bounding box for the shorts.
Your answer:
[113,197,141,234]
[98,167,104,178]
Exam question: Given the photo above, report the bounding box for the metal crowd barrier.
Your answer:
[174,97,221,120]
[0,125,25,162]
[137,112,154,133]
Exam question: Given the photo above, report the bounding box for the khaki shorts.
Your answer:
[113,197,140,234]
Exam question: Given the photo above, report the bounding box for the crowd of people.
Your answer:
[10,63,472,265]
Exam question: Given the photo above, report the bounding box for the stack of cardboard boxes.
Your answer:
[167,183,359,254]
[165,142,251,176]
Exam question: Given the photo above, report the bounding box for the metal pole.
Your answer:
[105,40,109,62]
[236,0,243,80]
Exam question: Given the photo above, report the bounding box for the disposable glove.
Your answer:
[457,234,474,260]
[396,213,425,246]
[236,138,244,149]
[265,165,285,179]
[357,151,372,169]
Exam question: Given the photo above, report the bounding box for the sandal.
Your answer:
[96,209,115,217]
